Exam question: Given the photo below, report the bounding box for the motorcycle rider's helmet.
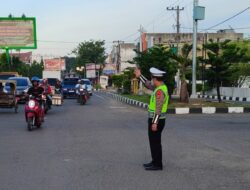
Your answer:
[31,76,40,86]
[31,76,40,82]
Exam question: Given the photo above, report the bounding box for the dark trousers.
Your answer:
[148,118,165,167]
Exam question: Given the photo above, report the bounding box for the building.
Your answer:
[110,43,137,74]
[142,30,244,51]
[0,51,32,64]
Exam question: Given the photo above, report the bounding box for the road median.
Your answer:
[99,91,250,115]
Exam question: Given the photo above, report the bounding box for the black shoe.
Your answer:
[143,162,153,168]
[145,165,163,171]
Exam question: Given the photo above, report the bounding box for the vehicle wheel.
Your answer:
[27,118,33,131]
[80,97,86,105]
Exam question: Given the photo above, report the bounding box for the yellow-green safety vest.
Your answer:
[148,85,169,118]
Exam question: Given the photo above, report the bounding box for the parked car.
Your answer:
[5,77,32,102]
[82,79,93,96]
[62,78,79,98]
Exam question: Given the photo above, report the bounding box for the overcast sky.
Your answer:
[1,0,250,57]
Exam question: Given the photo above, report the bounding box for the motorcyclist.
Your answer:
[40,79,52,108]
[75,80,86,95]
[55,79,62,94]
[26,76,45,124]
[27,77,44,98]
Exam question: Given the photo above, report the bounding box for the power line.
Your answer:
[180,26,250,31]
[203,7,250,31]
[118,0,186,42]
[37,40,114,44]
[167,5,184,45]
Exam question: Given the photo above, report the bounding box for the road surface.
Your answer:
[0,93,250,190]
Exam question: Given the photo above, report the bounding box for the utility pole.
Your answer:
[138,25,144,95]
[167,6,184,96]
[113,40,124,74]
[191,0,199,98]
[167,6,184,49]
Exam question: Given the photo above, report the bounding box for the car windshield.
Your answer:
[48,78,57,86]
[83,80,91,85]
[63,79,78,86]
[7,78,28,86]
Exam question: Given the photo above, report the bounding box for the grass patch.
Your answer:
[122,94,250,108]
[122,94,150,104]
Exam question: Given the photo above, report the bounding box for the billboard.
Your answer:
[86,70,96,79]
[86,63,101,70]
[0,17,37,49]
[103,64,116,75]
[86,63,101,78]
[44,59,65,71]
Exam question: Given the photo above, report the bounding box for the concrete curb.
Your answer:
[198,94,250,102]
[100,91,250,115]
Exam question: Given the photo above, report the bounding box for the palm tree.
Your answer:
[172,44,192,103]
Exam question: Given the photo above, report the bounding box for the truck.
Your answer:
[42,70,62,81]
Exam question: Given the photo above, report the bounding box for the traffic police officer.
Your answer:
[135,67,169,171]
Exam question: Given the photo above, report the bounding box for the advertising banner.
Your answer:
[0,17,37,49]
[44,59,65,71]
[103,64,116,75]
[86,63,101,70]
[86,70,96,79]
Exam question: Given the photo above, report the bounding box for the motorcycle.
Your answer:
[43,93,52,114]
[25,95,45,131]
[77,87,88,105]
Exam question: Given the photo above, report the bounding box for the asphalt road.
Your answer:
[0,93,250,190]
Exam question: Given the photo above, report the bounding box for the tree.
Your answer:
[28,61,44,78]
[229,63,250,87]
[0,53,43,79]
[73,40,106,69]
[171,44,192,102]
[63,56,76,72]
[204,40,249,102]
[132,45,178,96]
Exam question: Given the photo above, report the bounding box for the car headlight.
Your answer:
[28,100,36,108]
[63,88,67,91]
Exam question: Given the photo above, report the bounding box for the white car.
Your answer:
[82,79,93,96]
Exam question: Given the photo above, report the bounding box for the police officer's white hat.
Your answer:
[150,67,166,77]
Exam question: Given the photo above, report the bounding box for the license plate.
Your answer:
[69,90,74,93]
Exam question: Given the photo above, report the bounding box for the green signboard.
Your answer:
[0,17,37,50]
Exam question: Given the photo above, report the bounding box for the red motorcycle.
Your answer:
[25,95,45,131]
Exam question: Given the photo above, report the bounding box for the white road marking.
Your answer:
[109,106,127,109]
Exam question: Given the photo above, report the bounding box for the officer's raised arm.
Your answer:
[134,68,154,90]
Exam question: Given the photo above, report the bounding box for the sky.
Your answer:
[1,0,250,57]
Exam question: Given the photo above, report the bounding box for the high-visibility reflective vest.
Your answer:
[148,85,169,118]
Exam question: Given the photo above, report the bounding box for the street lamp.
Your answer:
[76,66,85,78]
